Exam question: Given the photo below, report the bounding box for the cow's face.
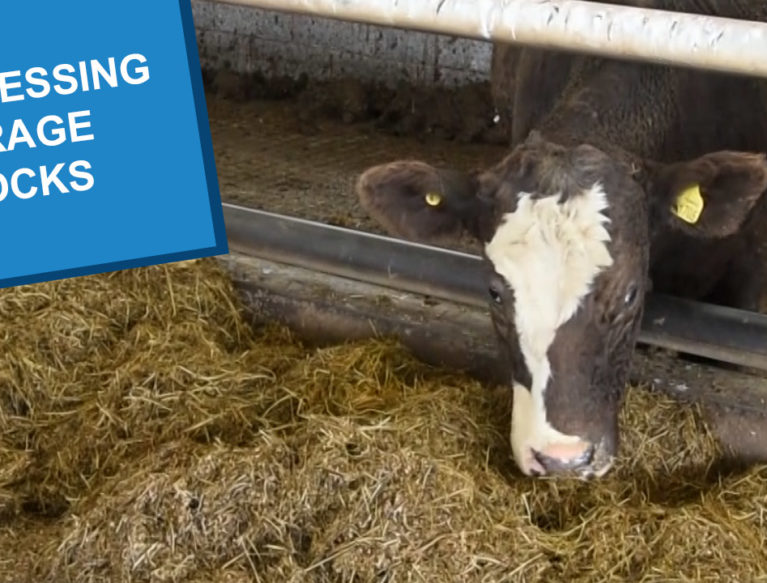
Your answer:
[477,140,650,478]
[357,136,767,479]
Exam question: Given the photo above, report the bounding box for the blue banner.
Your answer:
[0,1,228,288]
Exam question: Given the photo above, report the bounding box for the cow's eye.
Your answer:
[624,284,639,306]
[489,280,505,304]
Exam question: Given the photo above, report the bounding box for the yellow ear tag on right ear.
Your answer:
[425,192,442,207]
[671,184,704,224]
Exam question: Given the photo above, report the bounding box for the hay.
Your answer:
[0,259,765,583]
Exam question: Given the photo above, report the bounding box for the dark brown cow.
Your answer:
[356,1,767,479]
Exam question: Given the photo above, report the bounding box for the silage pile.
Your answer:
[0,259,765,583]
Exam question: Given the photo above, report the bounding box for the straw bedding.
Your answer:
[0,258,764,583]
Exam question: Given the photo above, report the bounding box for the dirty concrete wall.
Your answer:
[191,0,493,88]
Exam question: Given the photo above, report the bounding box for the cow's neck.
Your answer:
[532,59,677,165]
[662,0,767,20]
[533,60,767,165]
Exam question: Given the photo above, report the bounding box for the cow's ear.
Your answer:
[356,160,495,243]
[646,151,767,238]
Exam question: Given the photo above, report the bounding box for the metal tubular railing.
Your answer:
[210,0,767,78]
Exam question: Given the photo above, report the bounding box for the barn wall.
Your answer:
[191,0,493,87]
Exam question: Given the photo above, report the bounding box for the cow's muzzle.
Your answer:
[530,438,614,479]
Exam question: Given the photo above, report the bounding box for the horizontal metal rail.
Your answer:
[223,204,486,307]
[222,203,767,371]
[211,0,767,78]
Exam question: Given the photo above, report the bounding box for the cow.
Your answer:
[355,1,767,479]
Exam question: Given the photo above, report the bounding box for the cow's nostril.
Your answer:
[532,441,595,474]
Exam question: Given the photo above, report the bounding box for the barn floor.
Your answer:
[205,89,767,465]
[206,90,504,254]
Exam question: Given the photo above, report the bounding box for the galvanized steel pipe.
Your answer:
[210,0,767,78]
[223,203,487,307]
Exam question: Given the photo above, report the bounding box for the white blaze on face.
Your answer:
[484,183,614,475]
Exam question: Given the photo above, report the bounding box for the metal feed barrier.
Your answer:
[209,0,767,372]
[223,204,767,372]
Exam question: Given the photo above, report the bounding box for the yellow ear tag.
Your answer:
[424,192,442,207]
[671,184,704,224]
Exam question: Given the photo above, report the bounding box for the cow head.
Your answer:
[356,133,767,479]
